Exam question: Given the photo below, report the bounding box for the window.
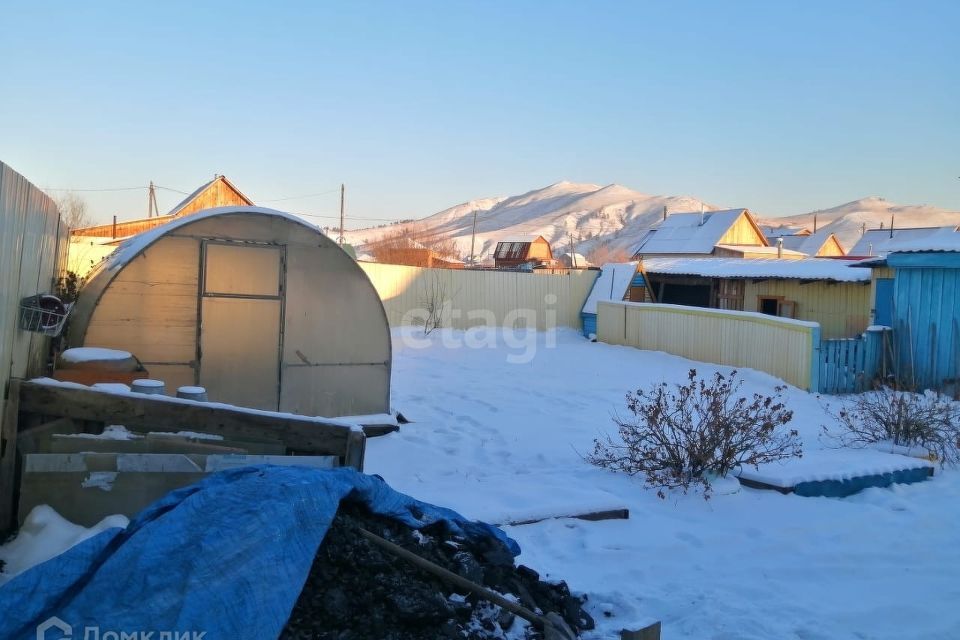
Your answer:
[758,296,797,318]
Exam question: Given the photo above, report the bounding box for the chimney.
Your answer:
[890,214,895,239]
[699,203,705,226]
[663,205,667,221]
[776,237,783,259]
[868,243,874,256]
[813,212,818,233]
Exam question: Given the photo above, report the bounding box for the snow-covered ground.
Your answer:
[368,328,960,639]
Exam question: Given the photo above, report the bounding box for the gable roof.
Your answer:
[766,229,844,256]
[848,226,960,257]
[495,235,547,245]
[632,209,766,255]
[168,175,253,217]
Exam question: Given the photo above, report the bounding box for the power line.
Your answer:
[259,188,341,203]
[42,185,147,192]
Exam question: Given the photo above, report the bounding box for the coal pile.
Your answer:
[282,501,594,640]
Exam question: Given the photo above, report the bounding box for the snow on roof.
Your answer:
[766,229,840,255]
[495,235,544,245]
[581,262,637,314]
[848,226,960,257]
[632,209,757,255]
[102,206,324,272]
[714,245,808,257]
[641,257,871,282]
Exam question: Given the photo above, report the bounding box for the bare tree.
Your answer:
[366,222,462,263]
[586,240,633,265]
[418,270,451,335]
[54,192,92,229]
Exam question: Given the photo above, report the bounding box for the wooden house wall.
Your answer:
[891,264,960,390]
[717,214,767,246]
[743,279,869,339]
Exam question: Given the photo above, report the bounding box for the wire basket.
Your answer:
[19,294,72,337]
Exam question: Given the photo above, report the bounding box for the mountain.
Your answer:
[343,185,960,261]
[761,197,960,251]
[343,181,721,261]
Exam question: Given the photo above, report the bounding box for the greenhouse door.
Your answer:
[198,241,284,411]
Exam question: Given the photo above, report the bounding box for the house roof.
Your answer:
[642,257,870,283]
[848,226,960,257]
[581,262,638,314]
[855,228,960,265]
[495,235,546,245]
[632,209,765,255]
[766,229,843,256]
[715,244,808,258]
[168,175,253,217]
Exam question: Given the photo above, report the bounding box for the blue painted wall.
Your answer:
[581,312,597,338]
[889,255,960,389]
[874,278,894,326]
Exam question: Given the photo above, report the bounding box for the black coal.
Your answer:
[281,501,594,640]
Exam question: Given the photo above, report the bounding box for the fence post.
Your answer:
[863,326,890,390]
[809,326,822,393]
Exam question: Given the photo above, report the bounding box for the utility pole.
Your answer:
[148,181,159,218]
[338,183,345,246]
[469,209,479,267]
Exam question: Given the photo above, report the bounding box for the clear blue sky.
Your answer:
[1,0,957,226]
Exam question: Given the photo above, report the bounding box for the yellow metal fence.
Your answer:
[597,301,818,390]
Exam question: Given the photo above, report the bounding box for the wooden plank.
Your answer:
[621,621,662,640]
[499,508,629,527]
[0,379,22,532]
[18,381,353,456]
[17,416,77,454]
[343,430,366,471]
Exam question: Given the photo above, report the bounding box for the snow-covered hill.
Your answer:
[343,184,959,260]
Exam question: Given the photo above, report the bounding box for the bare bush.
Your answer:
[367,223,461,264]
[587,369,800,498]
[824,388,960,465]
[418,272,450,335]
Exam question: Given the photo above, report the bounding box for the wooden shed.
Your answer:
[68,207,391,417]
[493,235,554,269]
[861,236,960,390]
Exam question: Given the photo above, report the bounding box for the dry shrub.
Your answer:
[588,369,800,498]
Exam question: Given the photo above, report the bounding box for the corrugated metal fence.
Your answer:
[360,263,598,330]
[597,301,819,390]
[1,160,68,425]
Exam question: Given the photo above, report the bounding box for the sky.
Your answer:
[1,0,957,227]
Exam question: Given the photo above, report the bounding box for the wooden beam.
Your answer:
[499,507,629,527]
[17,416,77,454]
[621,621,662,640]
[0,379,22,532]
[18,381,354,457]
[343,430,366,471]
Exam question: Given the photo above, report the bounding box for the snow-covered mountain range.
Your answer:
[343,182,960,261]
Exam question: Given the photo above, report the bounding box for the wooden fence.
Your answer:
[818,328,890,394]
[597,301,819,390]
[360,262,598,330]
[0,161,69,525]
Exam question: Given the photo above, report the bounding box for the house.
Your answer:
[765,229,846,257]
[848,226,960,258]
[631,209,772,258]
[69,207,391,417]
[493,235,554,269]
[587,258,871,339]
[857,230,960,390]
[367,237,464,269]
[70,175,254,240]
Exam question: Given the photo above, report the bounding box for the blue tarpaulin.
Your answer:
[0,466,519,640]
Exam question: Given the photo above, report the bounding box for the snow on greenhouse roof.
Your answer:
[581,262,637,314]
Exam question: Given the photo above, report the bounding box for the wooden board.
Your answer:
[0,380,21,531]
[17,381,364,468]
